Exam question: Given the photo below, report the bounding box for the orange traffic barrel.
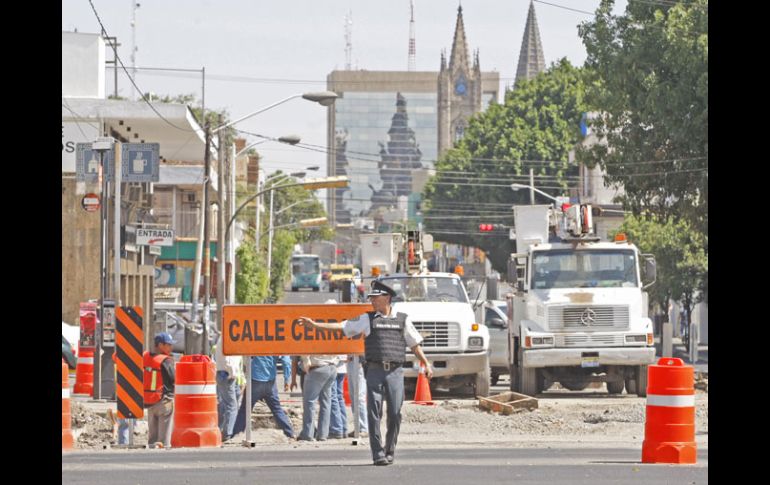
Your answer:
[73,348,95,396]
[642,357,696,464]
[171,355,221,448]
[62,361,74,451]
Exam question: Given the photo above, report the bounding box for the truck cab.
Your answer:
[378,272,491,397]
[508,204,657,396]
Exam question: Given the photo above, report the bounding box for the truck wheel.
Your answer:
[561,381,589,391]
[313,287,319,292]
[475,366,491,398]
[625,377,637,395]
[490,372,499,386]
[518,366,540,396]
[635,365,648,397]
[607,380,625,395]
[292,287,298,292]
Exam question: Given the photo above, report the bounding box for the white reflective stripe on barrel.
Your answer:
[646,394,694,407]
[175,384,216,395]
[62,389,70,399]
[77,357,94,364]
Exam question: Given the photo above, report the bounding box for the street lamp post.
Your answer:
[92,136,115,400]
[193,91,337,356]
[510,183,562,204]
[197,92,337,448]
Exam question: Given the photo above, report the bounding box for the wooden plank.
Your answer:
[479,391,538,414]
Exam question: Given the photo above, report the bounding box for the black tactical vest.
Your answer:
[364,311,408,363]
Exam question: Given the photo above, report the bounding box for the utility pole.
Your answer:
[130,0,140,100]
[266,189,275,292]
[202,123,212,355]
[216,117,226,345]
[113,144,122,305]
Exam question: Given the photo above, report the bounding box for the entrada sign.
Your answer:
[135,228,175,247]
[222,304,372,356]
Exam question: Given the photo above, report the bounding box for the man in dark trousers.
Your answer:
[298,280,433,466]
[143,332,176,448]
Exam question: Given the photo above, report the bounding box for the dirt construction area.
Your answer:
[69,377,708,451]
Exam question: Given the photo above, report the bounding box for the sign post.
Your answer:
[222,303,371,447]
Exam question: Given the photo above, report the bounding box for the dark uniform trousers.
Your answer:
[365,364,405,461]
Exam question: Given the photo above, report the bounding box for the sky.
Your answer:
[62,0,627,176]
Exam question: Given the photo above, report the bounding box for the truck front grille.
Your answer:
[554,334,625,347]
[412,321,460,349]
[548,305,629,330]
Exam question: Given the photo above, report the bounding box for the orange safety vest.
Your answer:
[143,352,171,406]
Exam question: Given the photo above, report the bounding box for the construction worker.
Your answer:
[143,332,176,448]
[298,279,433,466]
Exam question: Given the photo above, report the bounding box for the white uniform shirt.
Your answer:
[342,309,423,349]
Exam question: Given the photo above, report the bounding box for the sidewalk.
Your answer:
[655,337,708,375]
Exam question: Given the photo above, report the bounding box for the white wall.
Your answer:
[62,32,105,99]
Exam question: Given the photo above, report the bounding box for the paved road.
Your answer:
[280,286,342,304]
[62,446,707,484]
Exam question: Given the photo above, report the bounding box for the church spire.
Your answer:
[515,0,546,84]
[449,4,470,70]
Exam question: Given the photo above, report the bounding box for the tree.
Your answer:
[235,232,269,304]
[422,59,588,273]
[578,0,708,234]
[611,214,708,327]
[268,229,297,302]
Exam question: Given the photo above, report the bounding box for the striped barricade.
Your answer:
[116,306,144,420]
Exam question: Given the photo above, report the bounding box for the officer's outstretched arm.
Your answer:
[297,317,344,331]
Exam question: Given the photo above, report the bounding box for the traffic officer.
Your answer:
[298,279,433,466]
[143,332,176,448]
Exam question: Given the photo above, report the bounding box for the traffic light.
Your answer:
[479,223,495,232]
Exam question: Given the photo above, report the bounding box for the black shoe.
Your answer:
[373,458,390,466]
[328,433,345,439]
[386,455,394,464]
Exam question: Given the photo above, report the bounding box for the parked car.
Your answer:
[476,300,511,385]
[62,335,77,369]
[62,321,80,357]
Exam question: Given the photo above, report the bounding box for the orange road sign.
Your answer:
[222,304,372,356]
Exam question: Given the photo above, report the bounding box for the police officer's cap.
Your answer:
[367,280,397,298]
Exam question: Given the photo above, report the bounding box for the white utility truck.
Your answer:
[507,204,657,396]
[361,231,491,397]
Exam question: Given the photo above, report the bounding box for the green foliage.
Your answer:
[578,0,708,233]
[269,230,297,301]
[611,214,708,314]
[423,60,589,273]
[235,232,269,304]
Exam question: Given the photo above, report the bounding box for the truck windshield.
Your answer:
[531,249,638,289]
[380,277,469,303]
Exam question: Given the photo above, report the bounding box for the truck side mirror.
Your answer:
[642,254,656,289]
[489,317,508,329]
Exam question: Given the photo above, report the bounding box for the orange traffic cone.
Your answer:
[411,362,434,406]
[343,375,351,406]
